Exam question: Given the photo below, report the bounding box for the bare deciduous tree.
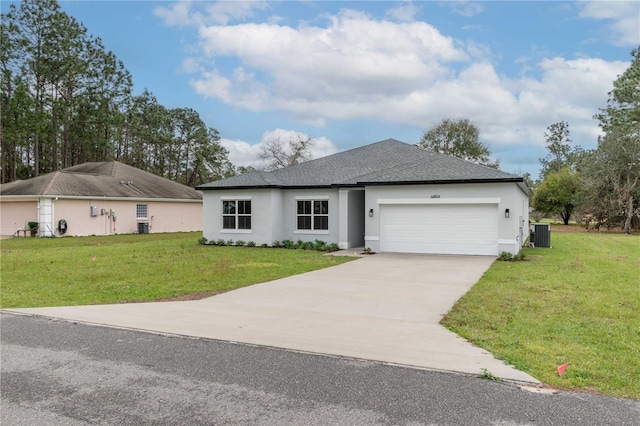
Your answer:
[259,134,313,170]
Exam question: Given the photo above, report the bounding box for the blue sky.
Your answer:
[38,2,640,177]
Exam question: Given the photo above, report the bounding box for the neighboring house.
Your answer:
[0,161,202,237]
[197,139,531,256]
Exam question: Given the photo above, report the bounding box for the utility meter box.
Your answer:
[90,206,99,217]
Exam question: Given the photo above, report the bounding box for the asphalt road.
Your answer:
[1,313,638,425]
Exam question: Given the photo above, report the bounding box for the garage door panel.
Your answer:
[380,204,498,256]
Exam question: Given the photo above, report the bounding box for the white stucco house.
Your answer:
[197,139,531,256]
[0,161,202,237]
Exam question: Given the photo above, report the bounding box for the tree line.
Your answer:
[2,2,637,232]
[413,50,639,234]
[1,0,234,187]
[533,48,640,234]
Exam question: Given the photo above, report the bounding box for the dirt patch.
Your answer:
[155,290,232,302]
[549,224,629,234]
[549,224,589,233]
[126,289,232,304]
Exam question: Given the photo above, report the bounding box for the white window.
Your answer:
[136,204,148,219]
[222,200,251,230]
[297,200,328,230]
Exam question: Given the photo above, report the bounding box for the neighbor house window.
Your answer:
[136,204,148,219]
[297,200,328,230]
[222,200,251,230]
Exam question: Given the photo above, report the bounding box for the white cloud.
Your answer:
[385,1,420,22]
[190,9,467,121]
[179,57,201,73]
[153,1,194,26]
[154,1,268,27]
[309,137,338,159]
[180,5,628,175]
[221,138,261,168]
[221,130,337,169]
[202,1,269,25]
[443,1,485,18]
[191,70,233,103]
[578,1,640,46]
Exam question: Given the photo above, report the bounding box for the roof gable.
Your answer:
[0,161,202,200]
[197,139,522,190]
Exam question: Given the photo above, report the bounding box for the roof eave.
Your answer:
[196,184,281,191]
[198,184,338,191]
[517,181,533,197]
[196,178,526,191]
[359,178,524,186]
[0,194,202,202]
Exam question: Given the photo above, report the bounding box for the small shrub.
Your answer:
[198,237,208,245]
[247,241,256,247]
[314,239,327,251]
[282,240,295,249]
[272,240,281,248]
[260,243,269,248]
[226,239,234,246]
[513,251,527,261]
[362,247,372,254]
[235,240,246,247]
[327,243,339,252]
[302,241,315,250]
[28,221,39,237]
[498,251,513,261]
[296,239,305,249]
[216,238,226,246]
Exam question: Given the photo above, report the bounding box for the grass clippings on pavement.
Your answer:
[442,230,640,400]
[0,232,355,308]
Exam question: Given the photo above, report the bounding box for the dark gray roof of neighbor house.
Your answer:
[0,161,202,200]
[197,139,524,190]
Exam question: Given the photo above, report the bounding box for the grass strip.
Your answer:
[442,231,640,399]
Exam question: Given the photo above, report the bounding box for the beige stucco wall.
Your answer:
[0,201,38,236]
[144,201,203,234]
[0,197,202,237]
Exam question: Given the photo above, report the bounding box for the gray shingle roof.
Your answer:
[197,139,523,190]
[0,161,202,200]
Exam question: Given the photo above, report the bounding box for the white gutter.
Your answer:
[0,195,202,203]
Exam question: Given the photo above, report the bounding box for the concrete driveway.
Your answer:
[5,253,539,384]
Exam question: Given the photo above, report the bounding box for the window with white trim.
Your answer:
[136,204,148,219]
[297,200,328,230]
[222,200,251,230]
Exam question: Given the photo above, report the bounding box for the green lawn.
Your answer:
[0,232,355,308]
[442,231,640,399]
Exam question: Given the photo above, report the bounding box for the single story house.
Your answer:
[197,139,531,256]
[0,161,202,237]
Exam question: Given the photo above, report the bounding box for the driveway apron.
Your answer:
[5,253,539,384]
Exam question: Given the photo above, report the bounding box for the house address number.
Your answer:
[430,195,440,198]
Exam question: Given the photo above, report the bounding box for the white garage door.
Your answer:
[380,204,498,255]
